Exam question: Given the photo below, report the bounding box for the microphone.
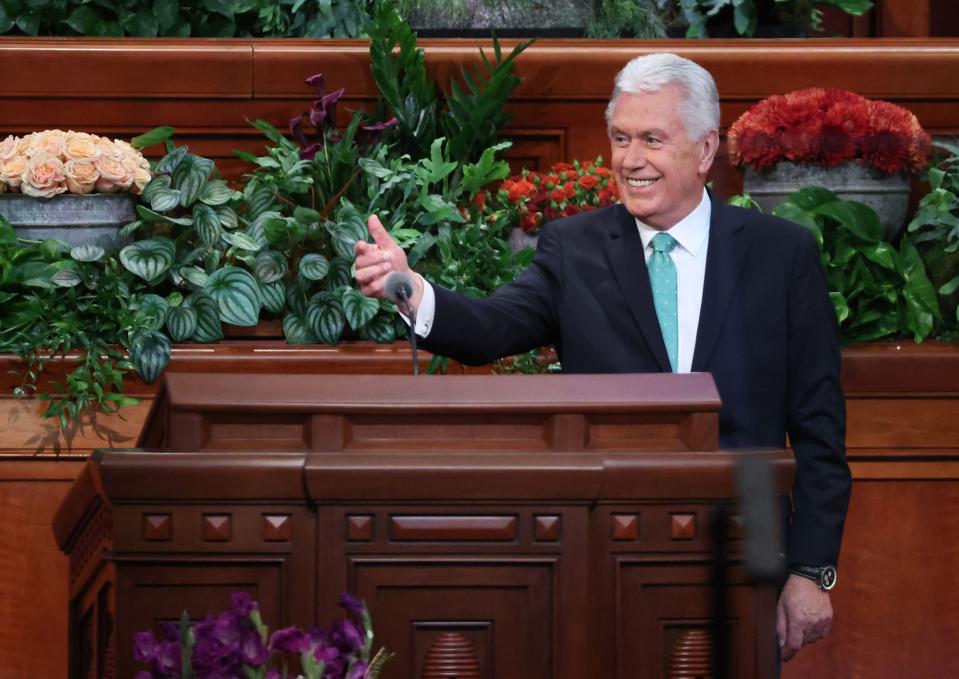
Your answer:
[384,271,414,304]
[384,271,419,376]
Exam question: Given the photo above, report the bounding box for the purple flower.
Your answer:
[306,73,327,98]
[328,619,364,654]
[240,628,268,665]
[153,640,181,675]
[356,118,398,147]
[213,611,242,649]
[133,630,159,663]
[269,626,308,654]
[346,660,369,679]
[338,593,365,618]
[265,670,281,679]
[230,592,258,617]
[134,671,154,679]
[160,622,180,642]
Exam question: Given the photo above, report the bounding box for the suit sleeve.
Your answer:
[785,229,852,567]
[420,221,563,366]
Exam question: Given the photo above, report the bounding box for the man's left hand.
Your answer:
[776,574,833,661]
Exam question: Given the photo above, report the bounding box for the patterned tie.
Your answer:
[648,232,678,372]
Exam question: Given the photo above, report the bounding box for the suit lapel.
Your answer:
[604,206,671,372]
[692,198,749,372]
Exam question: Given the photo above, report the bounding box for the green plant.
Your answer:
[587,0,668,38]
[0,218,147,428]
[679,0,872,37]
[906,140,959,336]
[0,0,373,37]
[771,186,940,343]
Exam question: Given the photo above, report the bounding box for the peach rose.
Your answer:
[122,157,152,195]
[64,132,101,163]
[26,130,67,160]
[1,155,28,190]
[64,159,100,195]
[0,135,19,162]
[95,155,133,193]
[96,138,126,161]
[20,154,67,198]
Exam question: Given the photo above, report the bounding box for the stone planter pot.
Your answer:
[508,226,539,253]
[0,193,135,250]
[408,0,591,36]
[743,161,911,241]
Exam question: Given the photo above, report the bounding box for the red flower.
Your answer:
[577,175,600,190]
[550,188,567,203]
[507,179,535,204]
[550,162,574,173]
[727,87,929,174]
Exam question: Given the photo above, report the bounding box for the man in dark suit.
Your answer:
[354,52,851,662]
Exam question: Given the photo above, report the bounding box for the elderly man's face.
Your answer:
[609,86,718,230]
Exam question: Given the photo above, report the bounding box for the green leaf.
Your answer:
[153,0,179,32]
[130,330,172,383]
[200,179,238,206]
[819,0,873,15]
[939,275,959,296]
[298,253,330,281]
[860,242,898,271]
[65,6,100,35]
[183,290,223,341]
[149,187,181,213]
[358,311,397,343]
[325,256,352,290]
[180,266,209,287]
[340,287,379,330]
[258,280,286,313]
[215,205,239,230]
[816,200,882,242]
[193,203,222,247]
[306,294,345,344]
[70,245,105,262]
[51,269,82,287]
[172,155,209,206]
[166,305,198,341]
[154,145,188,175]
[222,231,265,252]
[124,10,159,36]
[254,250,288,283]
[135,294,170,331]
[202,266,261,326]
[120,237,175,282]
[282,314,315,344]
[201,0,234,18]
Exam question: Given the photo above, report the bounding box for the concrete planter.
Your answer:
[743,161,911,241]
[0,193,135,250]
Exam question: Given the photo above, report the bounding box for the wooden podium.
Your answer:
[54,372,793,679]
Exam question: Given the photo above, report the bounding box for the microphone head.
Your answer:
[384,271,414,303]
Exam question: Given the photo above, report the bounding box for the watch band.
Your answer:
[790,564,838,591]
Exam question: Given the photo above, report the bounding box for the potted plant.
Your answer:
[728,87,932,240]
[677,0,872,37]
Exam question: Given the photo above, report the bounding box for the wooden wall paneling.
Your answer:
[0,458,85,678]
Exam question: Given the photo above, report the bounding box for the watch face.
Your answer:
[820,565,838,591]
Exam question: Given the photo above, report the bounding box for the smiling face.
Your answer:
[609,85,719,230]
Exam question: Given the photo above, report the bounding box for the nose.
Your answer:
[622,141,647,170]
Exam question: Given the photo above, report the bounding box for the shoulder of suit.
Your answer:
[719,201,816,247]
[542,203,627,240]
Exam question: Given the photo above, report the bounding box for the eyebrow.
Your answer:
[609,125,670,138]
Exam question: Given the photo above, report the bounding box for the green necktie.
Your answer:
[648,232,678,372]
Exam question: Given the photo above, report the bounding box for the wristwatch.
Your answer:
[790,564,838,591]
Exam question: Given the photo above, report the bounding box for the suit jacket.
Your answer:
[423,195,851,567]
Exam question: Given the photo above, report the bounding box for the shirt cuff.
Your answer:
[399,274,434,338]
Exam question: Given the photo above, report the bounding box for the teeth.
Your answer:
[626,178,656,187]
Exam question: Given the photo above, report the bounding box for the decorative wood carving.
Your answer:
[534,515,561,542]
[390,516,518,542]
[421,632,482,679]
[612,514,639,541]
[142,513,171,542]
[262,514,291,542]
[668,629,714,679]
[346,514,373,542]
[202,514,232,542]
[69,503,112,585]
[671,514,697,541]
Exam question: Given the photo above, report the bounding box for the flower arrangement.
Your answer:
[727,88,932,174]
[485,158,621,235]
[132,592,392,679]
[0,129,151,197]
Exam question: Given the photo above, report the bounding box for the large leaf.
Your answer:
[202,266,261,326]
[258,280,286,314]
[120,237,175,282]
[193,203,222,247]
[166,305,198,341]
[132,127,176,149]
[340,287,380,330]
[200,179,238,206]
[325,256,353,290]
[130,330,172,384]
[298,253,330,281]
[306,293,345,344]
[358,311,398,343]
[221,231,265,252]
[135,293,170,331]
[215,205,239,230]
[244,182,277,218]
[183,291,223,342]
[254,250,288,283]
[816,200,882,242]
[172,154,209,206]
[282,314,315,344]
[70,245,105,262]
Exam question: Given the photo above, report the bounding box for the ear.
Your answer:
[698,129,720,176]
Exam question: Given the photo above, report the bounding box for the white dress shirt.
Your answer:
[635,188,710,373]
[410,188,712,374]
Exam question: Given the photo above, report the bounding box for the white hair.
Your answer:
[605,52,720,142]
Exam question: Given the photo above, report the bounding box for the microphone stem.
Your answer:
[401,294,419,376]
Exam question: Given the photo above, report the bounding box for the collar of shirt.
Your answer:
[635,187,711,258]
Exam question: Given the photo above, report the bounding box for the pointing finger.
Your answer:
[367,214,395,251]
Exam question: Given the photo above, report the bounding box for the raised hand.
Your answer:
[353,214,423,309]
